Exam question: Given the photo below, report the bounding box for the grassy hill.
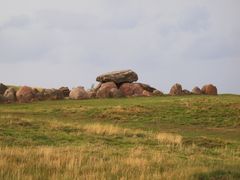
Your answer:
[0,95,240,179]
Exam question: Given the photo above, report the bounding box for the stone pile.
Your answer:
[0,70,218,104]
[0,85,68,103]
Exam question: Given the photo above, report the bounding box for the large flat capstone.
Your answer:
[96,70,138,84]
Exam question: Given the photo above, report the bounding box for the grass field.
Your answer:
[0,95,240,179]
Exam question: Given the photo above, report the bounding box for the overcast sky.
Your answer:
[0,0,239,93]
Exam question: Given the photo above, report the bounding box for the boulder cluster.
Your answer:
[169,83,218,96]
[0,70,218,104]
[0,84,70,103]
[92,70,163,98]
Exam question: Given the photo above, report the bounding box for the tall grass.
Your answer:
[0,145,239,180]
[156,132,183,145]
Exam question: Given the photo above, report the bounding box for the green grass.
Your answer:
[0,95,240,179]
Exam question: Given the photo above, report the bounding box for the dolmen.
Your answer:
[93,69,163,98]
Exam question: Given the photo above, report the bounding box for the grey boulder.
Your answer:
[192,87,202,95]
[4,87,16,102]
[42,89,64,100]
[96,69,138,84]
[59,87,70,97]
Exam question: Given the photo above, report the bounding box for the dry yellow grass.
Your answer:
[106,105,149,114]
[49,122,147,138]
[155,132,183,145]
[49,123,186,152]
[0,145,238,180]
[82,123,147,137]
[83,123,125,136]
[95,105,151,121]
[50,122,183,147]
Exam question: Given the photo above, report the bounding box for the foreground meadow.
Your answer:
[0,95,240,179]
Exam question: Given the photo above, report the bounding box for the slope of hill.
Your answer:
[0,95,239,179]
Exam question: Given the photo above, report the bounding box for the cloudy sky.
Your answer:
[0,0,239,93]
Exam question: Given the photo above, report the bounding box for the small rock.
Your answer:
[59,87,70,97]
[42,89,64,100]
[192,87,202,95]
[33,88,45,101]
[16,86,35,103]
[201,84,218,95]
[70,87,89,100]
[182,89,191,95]
[169,83,183,96]
[153,90,164,96]
[3,87,16,102]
